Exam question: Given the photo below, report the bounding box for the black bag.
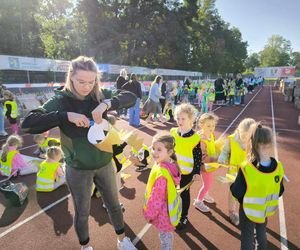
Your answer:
[0,181,29,206]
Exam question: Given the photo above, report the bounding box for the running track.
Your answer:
[0,86,299,250]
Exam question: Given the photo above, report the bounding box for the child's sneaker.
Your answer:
[135,166,148,172]
[176,216,189,231]
[193,199,210,213]
[229,213,239,226]
[204,194,215,204]
[117,236,137,250]
[81,246,93,250]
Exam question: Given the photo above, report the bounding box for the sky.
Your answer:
[215,0,300,53]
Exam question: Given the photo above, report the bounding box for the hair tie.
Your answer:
[257,124,262,129]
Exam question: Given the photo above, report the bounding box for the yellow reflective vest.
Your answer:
[201,133,218,172]
[132,144,150,161]
[39,137,61,151]
[228,133,247,174]
[0,150,18,176]
[241,161,284,223]
[165,108,173,121]
[115,151,127,165]
[144,164,182,226]
[170,128,200,175]
[4,100,18,118]
[36,161,60,192]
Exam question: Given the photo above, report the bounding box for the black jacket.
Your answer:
[121,80,142,99]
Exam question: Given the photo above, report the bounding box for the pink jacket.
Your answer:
[9,146,30,174]
[143,162,181,232]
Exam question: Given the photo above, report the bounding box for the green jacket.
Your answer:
[21,88,136,170]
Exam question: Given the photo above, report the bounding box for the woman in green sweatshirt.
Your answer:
[21,56,137,250]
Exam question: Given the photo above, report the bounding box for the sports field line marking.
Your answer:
[133,89,262,246]
[132,223,152,245]
[220,88,262,138]
[0,194,71,239]
[270,86,288,250]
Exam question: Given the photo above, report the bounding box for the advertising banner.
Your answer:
[254,66,296,78]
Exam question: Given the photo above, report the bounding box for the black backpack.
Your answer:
[0,181,29,206]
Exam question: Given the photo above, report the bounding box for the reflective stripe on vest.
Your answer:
[132,144,150,161]
[228,133,246,174]
[36,161,60,192]
[242,161,284,223]
[0,150,18,176]
[3,100,18,118]
[115,152,126,164]
[170,128,200,175]
[202,134,219,172]
[144,164,182,226]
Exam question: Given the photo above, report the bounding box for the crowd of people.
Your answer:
[0,56,284,250]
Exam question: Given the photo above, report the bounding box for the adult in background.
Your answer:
[116,69,128,118]
[121,73,142,127]
[143,75,166,123]
[160,81,167,113]
[214,75,225,104]
[235,73,243,105]
[21,56,137,250]
[0,80,8,136]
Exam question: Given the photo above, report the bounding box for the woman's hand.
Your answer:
[67,112,90,128]
[91,102,109,124]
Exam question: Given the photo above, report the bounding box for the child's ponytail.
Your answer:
[170,151,181,174]
[1,142,9,162]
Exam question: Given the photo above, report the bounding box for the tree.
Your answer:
[290,51,300,73]
[244,53,260,71]
[0,0,43,56]
[260,35,292,67]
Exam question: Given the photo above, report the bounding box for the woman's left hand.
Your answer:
[91,102,108,124]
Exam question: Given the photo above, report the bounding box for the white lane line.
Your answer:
[133,90,263,246]
[132,223,152,245]
[220,88,262,138]
[19,144,37,150]
[212,106,222,112]
[0,194,71,238]
[270,86,288,250]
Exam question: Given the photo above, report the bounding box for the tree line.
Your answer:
[0,0,298,74]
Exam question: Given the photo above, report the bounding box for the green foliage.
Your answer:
[260,35,292,67]
[0,0,249,74]
[244,53,260,71]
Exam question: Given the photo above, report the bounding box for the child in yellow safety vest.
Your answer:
[33,134,60,158]
[218,118,256,225]
[170,103,202,230]
[207,87,216,112]
[0,135,38,177]
[230,123,284,249]
[3,90,19,134]
[36,146,65,192]
[163,102,175,122]
[143,134,181,250]
[193,113,219,213]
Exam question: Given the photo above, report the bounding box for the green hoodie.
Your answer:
[22,88,137,170]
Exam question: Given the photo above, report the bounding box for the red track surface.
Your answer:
[0,86,299,250]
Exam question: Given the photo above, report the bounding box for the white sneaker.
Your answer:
[204,194,215,204]
[81,246,93,250]
[193,199,210,213]
[0,131,8,136]
[229,213,240,226]
[117,237,137,250]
